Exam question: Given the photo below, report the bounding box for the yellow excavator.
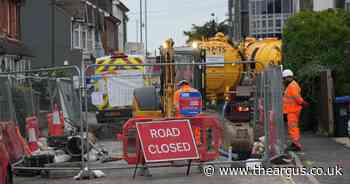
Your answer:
[132,38,206,117]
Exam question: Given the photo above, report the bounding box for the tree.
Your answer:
[283,9,350,101]
[183,20,231,43]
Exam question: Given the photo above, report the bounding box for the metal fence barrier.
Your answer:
[81,61,269,175]
[254,65,286,165]
[0,66,85,177]
[0,63,289,180]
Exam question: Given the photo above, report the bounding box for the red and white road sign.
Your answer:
[136,120,199,162]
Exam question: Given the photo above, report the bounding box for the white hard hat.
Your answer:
[177,80,189,86]
[282,69,294,78]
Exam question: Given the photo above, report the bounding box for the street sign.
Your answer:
[136,120,199,162]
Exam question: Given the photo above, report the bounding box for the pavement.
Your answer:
[13,140,314,184]
[14,118,349,184]
[298,132,350,184]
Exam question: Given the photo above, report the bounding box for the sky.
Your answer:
[121,0,227,54]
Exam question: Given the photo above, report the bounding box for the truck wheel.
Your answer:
[6,166,13,184]
[133,87,161,111]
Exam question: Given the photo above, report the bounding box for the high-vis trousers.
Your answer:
[286,111,302,148]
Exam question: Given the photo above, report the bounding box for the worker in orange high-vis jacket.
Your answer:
[173,80,202,118]
[174,80,202,145]
[282,69,309,151]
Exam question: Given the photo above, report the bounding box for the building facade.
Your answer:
[231,0,250,41]
[112,0,129,52]
[0,0,32,73]
[21,0,126,68]
[345,0,350,10]
[248,0,296,38]
[22,0,82,68]
[313,0,335,11]
[300,0,345,10]
[230,0,339,41]
[61,0,124,60]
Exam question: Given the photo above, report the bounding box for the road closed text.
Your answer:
[148,142,191,154]
[148,128,191,154]
[136,120,199,162]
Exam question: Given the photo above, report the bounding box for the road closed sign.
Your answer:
[136,120,199,162]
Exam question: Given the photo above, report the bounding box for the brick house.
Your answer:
[0,0,32,72]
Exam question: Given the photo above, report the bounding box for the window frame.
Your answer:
[87,27,95,52]
[81,27,87,50]
[72,22,81,49]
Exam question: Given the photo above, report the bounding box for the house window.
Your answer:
[4,58,8,71]
[25,60,31,70]
[22,60,26,71]
[8,58,13,72]
[87,28,94,51]
[276,19,282,27]
[268,19,273,27]
[18,60,22,72]
[9,1,17,38]
[15,60,18,71]
[86,4,95,25]
[82,28,87,50]
[73,23,80,49]
[72,22,95,52]
[19,60,23,72]
[0,58,5,72]
[253,21,257,29]
[256,20,261,28]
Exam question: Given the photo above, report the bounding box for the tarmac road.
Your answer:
[14,167,312,184]
[13,154,315,184]
[12,137,317,184]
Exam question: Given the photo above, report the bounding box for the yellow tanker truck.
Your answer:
[192,33,282,104]
[192,33,282,158]
[244,37,282,71]
[192,32,242,103]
